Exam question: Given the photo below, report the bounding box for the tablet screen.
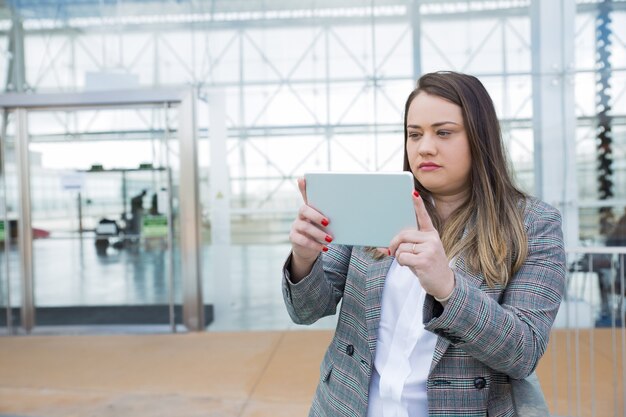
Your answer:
[305,172,417,247]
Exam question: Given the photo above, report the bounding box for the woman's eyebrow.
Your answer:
[407,121,461,129]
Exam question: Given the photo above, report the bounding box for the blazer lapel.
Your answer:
[430,338,451,373]
[365,255,393,356]
[429,255,485,374]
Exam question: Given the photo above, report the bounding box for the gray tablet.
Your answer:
[304,172,417,247]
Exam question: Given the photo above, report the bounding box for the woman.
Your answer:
[283,71,566,416]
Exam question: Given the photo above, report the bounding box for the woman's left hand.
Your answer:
[388,192,455,300]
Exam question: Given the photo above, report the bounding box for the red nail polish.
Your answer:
[413,190,420,198]
[322,246,329,252]
[387,248,391,256]
[325,235,333,243]
[321,218,329,227]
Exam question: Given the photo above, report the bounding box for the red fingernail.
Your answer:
[321,218,329,227]
[413,190,420,198]
[322,246,329,252]
[387,248,391,256]
[325,235,333,243]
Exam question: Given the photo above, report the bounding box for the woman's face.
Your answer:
[406,92,472,197]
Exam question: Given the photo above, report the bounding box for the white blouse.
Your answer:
[367,259,438,417]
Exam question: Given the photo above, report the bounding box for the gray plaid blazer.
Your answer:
[282,197,565,417]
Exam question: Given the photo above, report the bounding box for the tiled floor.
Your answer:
[0,330,334,417]
[0,329,623,417]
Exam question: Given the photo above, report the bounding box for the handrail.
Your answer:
[566,246,626,255]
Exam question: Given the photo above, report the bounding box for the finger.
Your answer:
[395,250,418,267]
[293,219,333,244]
[376,247,391,257]
[388,232,409,257]
[388,228,428,256]
[398,241,430,256]
[297,177,308,204]
[290,231,329,253]
[413,191,435,231]
[298,204,330,228]
[398,241,416,256]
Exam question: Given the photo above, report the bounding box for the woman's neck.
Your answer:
[433,191,469,222]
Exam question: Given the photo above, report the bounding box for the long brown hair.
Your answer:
[398,71,528,287]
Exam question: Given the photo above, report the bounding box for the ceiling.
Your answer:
[2,0,623,22]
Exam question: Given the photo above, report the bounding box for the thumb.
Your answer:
[297,177,308,204]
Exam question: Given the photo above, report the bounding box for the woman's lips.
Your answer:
[419,163,441,172]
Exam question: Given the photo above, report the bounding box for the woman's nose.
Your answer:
[418,134,436,155]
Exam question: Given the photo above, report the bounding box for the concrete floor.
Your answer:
[0,330,333,417]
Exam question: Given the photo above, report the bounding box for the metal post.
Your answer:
[208,89,231,321]
[410,0,422,81]
[121,170,127,224]
[1,109,12,333]
[530,0,579,249]
[15,108,34,332]
[238,30,247,213]
[163,103,176,333]
[77,192,83,233]
[179,88,204,331]
[325,26,332,171]
[7,12,26,93]
[370,0,379,171]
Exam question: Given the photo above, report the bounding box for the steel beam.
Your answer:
[0,88,187,109]
[208,89,232,322]
[531,0,579,247]
[15,108,34,332]
[178,88,204,331]
[0,109,13,334]
[410,0,421,79]
[7,14,26,93]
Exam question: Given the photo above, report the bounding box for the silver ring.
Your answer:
[412,243,417,254]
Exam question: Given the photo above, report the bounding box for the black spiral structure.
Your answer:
[596,0,614,236]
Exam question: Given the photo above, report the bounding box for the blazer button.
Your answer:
[346,344,354,356]
[474,377,486,390]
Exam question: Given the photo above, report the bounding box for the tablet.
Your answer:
[304,172,417,247]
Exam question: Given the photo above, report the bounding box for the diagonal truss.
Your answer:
[200,31,239,82]
[32,38,70,89]
[254,137,328,209]
[244,29,323,126]
[159,35,197,81]
[75,35,104,70]
[421,31,458,70]
[461,20,502,72]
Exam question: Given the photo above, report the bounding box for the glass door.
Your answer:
[32,105,182,331]
[0,88,207,334]
[0,109,19,334]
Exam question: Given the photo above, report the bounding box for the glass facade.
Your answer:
[0,0,625,332]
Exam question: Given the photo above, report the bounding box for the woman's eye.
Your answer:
[409,132,422,139]
[437,130,451,137]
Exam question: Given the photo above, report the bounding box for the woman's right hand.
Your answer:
[289,178,333,281]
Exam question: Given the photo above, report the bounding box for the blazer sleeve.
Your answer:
[282,244,352,325]
[423,199,566,380]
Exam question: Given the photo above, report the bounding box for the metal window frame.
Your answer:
[0,87,205,332]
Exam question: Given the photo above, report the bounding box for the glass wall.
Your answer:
[0,0,625,332]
